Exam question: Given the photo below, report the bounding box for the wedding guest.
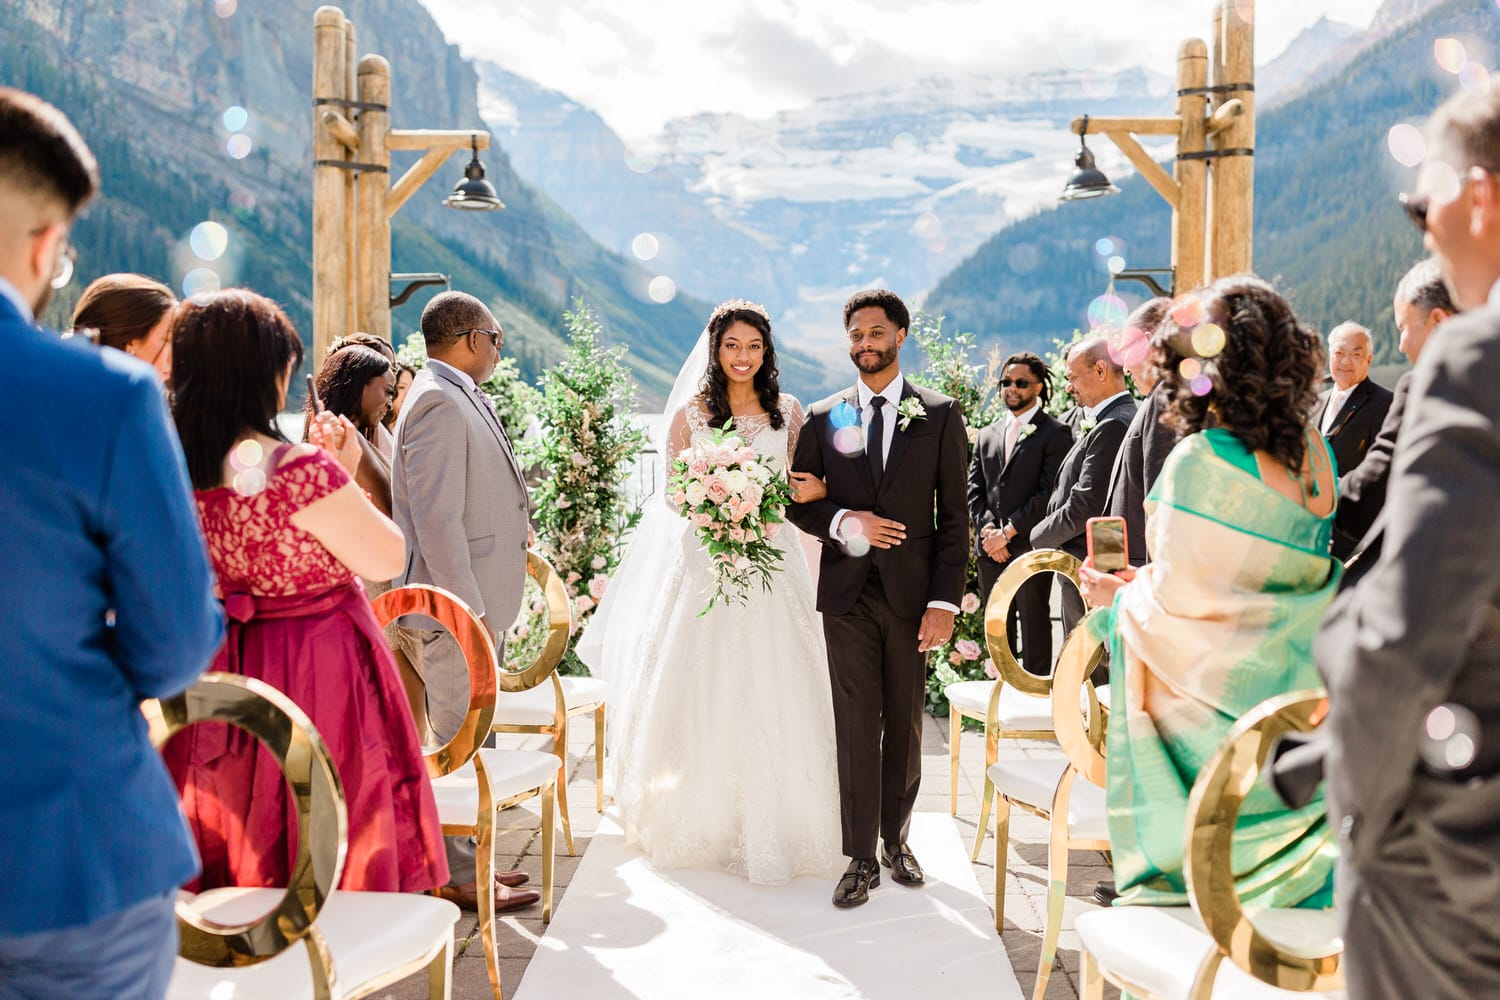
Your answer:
[69,273,176,382]
[1333,258,1457,565]
[391,291,538,913]
[1104,297,1175,567]
[330,331,398,457]
[1317,85,1500,998]
[967,352,1071,674]
[1312,322,1393,483]
[1079,275,1339,909]
[1029,336,1136,634]
[0,86,222,1000]
[305,343,396,519]
[386,360,417,430]
[162,288,448,895]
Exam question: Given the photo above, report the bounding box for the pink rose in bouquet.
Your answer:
[666,419,794,614]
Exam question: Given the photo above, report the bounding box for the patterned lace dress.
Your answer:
[608,397,843,884]
[164,446,448,893]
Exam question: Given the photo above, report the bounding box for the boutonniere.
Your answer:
[896,397,926,431]
[1017,422,1037,442]
[1079,416,1098,435]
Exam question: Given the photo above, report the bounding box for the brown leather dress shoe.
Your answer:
[497,869,531,888]
[434,876,540,913]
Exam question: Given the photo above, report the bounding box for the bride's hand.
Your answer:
[788,471,826,503]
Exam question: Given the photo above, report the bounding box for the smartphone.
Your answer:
[1086,516,1129,574]
[306,373,325,413]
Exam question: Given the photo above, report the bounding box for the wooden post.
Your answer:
[1210,0,1255,277]
[342,17,359,343]
[311,6,348,364]
[357,55,392,342]
[1175,39,1209,293]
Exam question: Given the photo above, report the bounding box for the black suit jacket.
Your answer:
[1105,383,1180,567]
[788,381,970,619]
[1314,378,1394,478]
[1029,393,1137,558]
[1316,306,1500,883]
[1330,372,1412,561]
[967,410,1072,558]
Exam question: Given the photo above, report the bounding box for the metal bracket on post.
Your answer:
[1115,268,1175,298]
[390,272,450,308]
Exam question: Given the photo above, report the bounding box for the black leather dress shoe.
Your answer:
[1092,880,1119,906]
[880,842,925,886]
[833,859,880,908]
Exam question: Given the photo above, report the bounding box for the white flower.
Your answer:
[750,463,772,484]
[591,554,607,570]
[896,397,927,431]
[722,469,750,495]
[588,574,609,599]
[685,481,707,506]
[1018,423,1037,441]
[1080,416,1098,435]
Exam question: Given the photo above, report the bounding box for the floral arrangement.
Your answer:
[667,420,793,615]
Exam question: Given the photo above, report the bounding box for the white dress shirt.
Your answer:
[1086,390,1132,422]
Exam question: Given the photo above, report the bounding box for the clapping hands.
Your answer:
[308,410,363,476]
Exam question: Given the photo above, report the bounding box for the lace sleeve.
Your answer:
[662,403,696,511]
[273,448,352,511]
[783,395,806,470]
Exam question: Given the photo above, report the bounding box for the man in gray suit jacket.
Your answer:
[1316,86,1500,998]
[1031,336,1136,634]
[392,291,535,911]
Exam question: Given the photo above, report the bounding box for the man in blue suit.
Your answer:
[0,88,223,999]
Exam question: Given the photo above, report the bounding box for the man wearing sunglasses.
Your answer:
[1314,85,1500,999]
[967,353,1071,674]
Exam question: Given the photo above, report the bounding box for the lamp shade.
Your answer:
[443,143,505,211]
[1059,142,1119,202]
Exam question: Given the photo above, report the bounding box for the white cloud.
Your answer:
[422,0,1384,138]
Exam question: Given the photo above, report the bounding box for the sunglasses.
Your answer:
[998,378,1034,389]
[463,328,501,347]
[1398,191,1430,233]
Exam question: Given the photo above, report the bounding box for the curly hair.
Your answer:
[306,344,391,437]
[1153,275,1324,472]
[999,351,1053,409]
[699,299,783,431]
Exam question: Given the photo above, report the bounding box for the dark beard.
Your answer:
[851,345,897,374]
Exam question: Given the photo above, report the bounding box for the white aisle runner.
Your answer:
[513,812,1024,1000]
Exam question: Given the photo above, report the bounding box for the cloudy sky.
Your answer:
[422,0,1386,138]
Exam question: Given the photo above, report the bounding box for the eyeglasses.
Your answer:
[1398,191,1430,233]
[464,328,501,347]
[998,378,1034,389]
[51,239,76,290]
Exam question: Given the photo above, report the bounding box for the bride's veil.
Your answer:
[573,328,709,698]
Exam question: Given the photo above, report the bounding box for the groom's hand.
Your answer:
[917,608,956,652]
[843,511,906,549]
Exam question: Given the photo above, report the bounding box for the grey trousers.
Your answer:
[1338,774,1500,999]
[0,891,176,1000]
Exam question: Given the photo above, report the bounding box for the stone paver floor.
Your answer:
[371,712,1120,999]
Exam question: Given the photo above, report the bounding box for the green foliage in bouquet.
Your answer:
[526,301,646,675]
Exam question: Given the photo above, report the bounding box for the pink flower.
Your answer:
[591,555,607,570]
[984,658,998,680]
[691,512,712,528]
[714,445,738,466]
[512,623,530,640]
[737,446,757,464]
[956,638,982,661]
[961,592,981,615]
[767,521,782,539]
[729,527,745,542]
[948,651,963,666]
[555,496,572,509]
[575,594,596,613]
[588,574,609,599]
[704,476,729,503]
[689,456,710,478]
[671,490,688,506]
[566,571,582,585]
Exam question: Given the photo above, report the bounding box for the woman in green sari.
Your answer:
[1079,275,1340,909]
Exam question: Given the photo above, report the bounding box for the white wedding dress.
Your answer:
[578,395,843,885]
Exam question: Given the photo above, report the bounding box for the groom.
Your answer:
[790,289,970,907]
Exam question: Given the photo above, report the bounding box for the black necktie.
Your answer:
[868,396,886,486]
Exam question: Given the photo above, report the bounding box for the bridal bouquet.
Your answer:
[667,421,793,614]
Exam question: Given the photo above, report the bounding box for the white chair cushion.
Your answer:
[1075,906,1345,1000]
[944,680,1053,731]
[167,889,458,1000]
[493,676,609,727]
[1094,683,1110,708]
[428,747,560,824]
[987,758,1109,840]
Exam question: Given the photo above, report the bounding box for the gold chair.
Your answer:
[153,673,460,1000]
[491,551,606,848]
[989,607,1109,1000]
[949,549,1088,861]
[372,575,573,1000]
[1075,690,1344,1000]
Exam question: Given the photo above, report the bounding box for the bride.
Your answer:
[576,300,842,885]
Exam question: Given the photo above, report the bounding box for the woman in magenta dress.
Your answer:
[164,289,446,893]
